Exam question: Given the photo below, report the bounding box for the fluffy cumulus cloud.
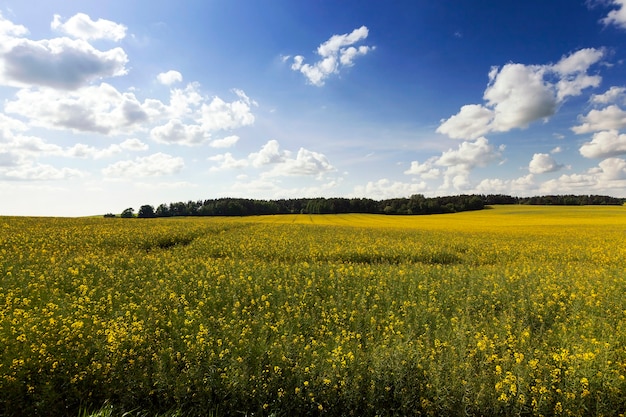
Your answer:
[102,153,184,178]
[290,26,374,86]
[0,126,90,181]
[4,79,255,141]
[437,137,504,171]
[573,86,626,163]
[438,49,604,140]
[209,135,239,148]
[51,13,127,41]
[403,157,441,179]
[435,104,493,140]
[536,156,626,194]
[208,153,249,171]
[579,130,626,158]
[572,105,626,134]
[484,64,556,131]
[199,90,256,131]
[249,140,290,167]
[601,0,626,29]
[263,148,334,178]
[157,70,183,86]
[528,153,563,174]
[0,127,149,181]
[0,37,128,90]
[352,179,428,200]
[2,163,82,181]
[0,135,62,157]
[0,13,128,90]
[66,138,148,159]
[0,12,28,37]
[149,89,255,145]
[596,157,626,180]
[150,119,208,146]
[209,140,335,178]
[406,137,504,192]
[5,83,149,134]
[475,174,536,195]
[590,86,626,105]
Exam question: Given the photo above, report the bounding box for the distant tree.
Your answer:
[103,213,116,218]
[138,205,155,218]
[155,204,171,217]
[121,208,135,218]
[169,202,188,216]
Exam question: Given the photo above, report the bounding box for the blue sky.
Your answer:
[2,1,626,215]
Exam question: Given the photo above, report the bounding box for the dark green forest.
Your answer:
[106,194,625,218]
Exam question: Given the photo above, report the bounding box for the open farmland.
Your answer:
[1,206,625,416]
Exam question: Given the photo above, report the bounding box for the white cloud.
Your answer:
[120,138,149,151]
[51,13,127,42]
[352,178,428,199]
[595,157,626,180]
[149,88,256,145]
[579,130,626,158]
[290,26,374,86]
[209,140,335,178]
[436,137,503,170]
[102,153,184,177]
[528,153,563,174]
[246,140,334,177]
[555,73,602,102]
[5,80,257,140]
[475,174,536,195]
[249,139,289,167]
[539,173,598,193]
[2,163,82,181]
[438,49,604,140]
[532,157,626,195]
[0,12,28,37]
[434,137,504,192]
[157,70,183,85]
[551,146,563,153]
[551,48,605,77]
[436,104,493,140]
[226,178,341,200]
[405,137,504,192]
[150,119,208,146]
[0,35,128,90]
[208,152,248,171]
[263,147,335,178]
[167,83,203,117]
[66,138,148,159]
[5,83,149,134]
[0,151,19,167]
[404,157,441,179]
[0,113,27,138]
[572,105,626,133]
[485,63,556,131]
[601,0,626,29]
[0,132,98,182]
[210,135,239,148]
[590,86,626,104]
[199,91,256,131]
[0,134,62,156]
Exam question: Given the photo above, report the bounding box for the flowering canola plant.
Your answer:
[0,206,625,416]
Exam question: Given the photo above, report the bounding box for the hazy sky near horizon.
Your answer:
[2,1,626,216]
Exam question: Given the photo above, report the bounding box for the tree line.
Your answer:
[104,194,624,218]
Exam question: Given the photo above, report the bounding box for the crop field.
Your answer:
[1,206,625,416]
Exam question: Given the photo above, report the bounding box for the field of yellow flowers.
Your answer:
[1,206,625,416]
